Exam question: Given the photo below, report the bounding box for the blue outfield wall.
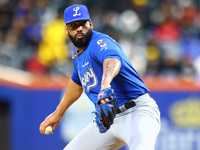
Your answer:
[153,91,200,150]
[0,85,63,150]
[0,85,200,150]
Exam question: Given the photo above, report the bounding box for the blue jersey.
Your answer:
[71,30,149,107]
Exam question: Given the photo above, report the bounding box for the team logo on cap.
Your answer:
[73,7,81,17]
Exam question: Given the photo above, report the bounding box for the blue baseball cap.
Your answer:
[64,4,91,24]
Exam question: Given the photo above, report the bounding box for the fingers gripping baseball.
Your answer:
[93,88,118,133]
[39,112,61,135]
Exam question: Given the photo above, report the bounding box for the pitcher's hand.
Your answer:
[39,111,62,134]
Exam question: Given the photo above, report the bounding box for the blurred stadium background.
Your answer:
[0,0,200,150]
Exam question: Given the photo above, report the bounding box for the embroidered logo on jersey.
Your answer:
[73,7,81,17]
[97,39,108,50]
[82,62,89,67]
[81,67,98,93]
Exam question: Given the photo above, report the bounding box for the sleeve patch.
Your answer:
[97,39,108,51]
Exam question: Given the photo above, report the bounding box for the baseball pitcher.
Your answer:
[39,4,160,150]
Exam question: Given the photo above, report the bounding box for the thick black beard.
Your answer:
[68,29,93,48]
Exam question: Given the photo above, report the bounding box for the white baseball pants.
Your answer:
[63,93,161,150]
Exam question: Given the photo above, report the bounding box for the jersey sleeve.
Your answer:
[71,69,82,86]
[92,37,122,63]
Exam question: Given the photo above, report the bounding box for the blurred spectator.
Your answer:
[0,1,17,33]
[102,10,119,40]
[35,8,71,75]
[146,1,183,76]
[0,29,22,69]
[116,9,141,35]
[179,5,200,77]
[145,44,161,75]
[31,0,57,26]
[116,9,147,75]
[89,6,104,32]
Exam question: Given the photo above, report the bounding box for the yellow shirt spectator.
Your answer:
[38,18,68,66]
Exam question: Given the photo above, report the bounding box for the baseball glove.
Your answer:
[93,88,118,133]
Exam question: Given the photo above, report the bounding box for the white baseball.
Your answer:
[44,126,53,135]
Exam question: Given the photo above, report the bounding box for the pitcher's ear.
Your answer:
[89,20,93,29]
[64,25,68,34]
